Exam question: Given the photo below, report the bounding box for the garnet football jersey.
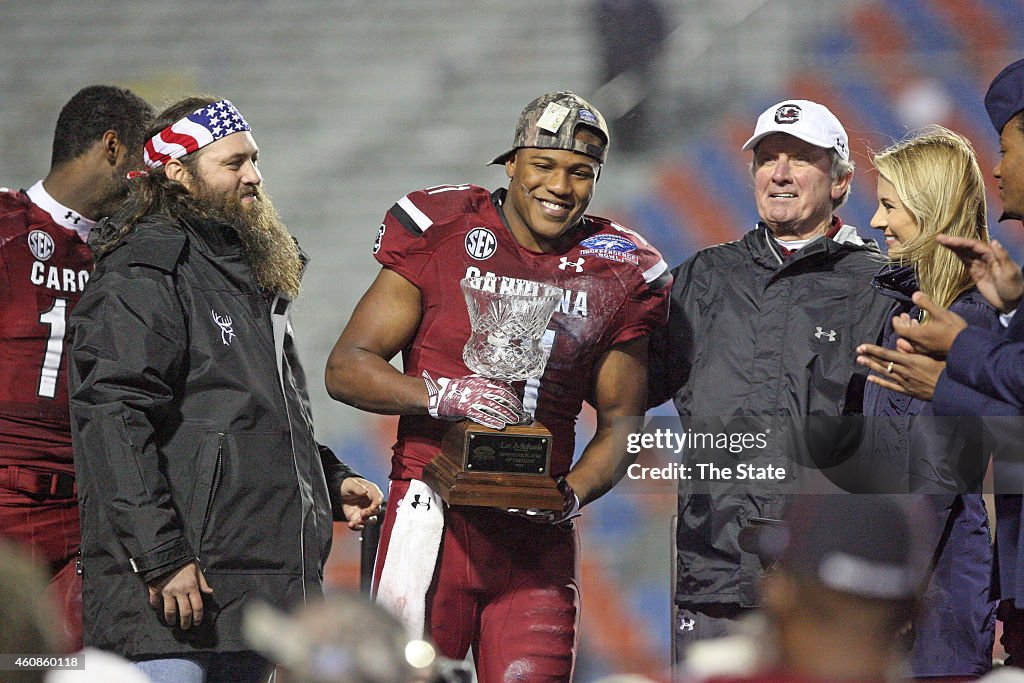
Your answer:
[374,184,671,481]
[0,182,95,469]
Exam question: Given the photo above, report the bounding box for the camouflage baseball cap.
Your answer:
[489,91,609,165]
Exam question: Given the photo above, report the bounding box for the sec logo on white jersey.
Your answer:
[465,227,497,260]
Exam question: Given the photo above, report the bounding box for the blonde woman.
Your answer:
[857,126,998,678]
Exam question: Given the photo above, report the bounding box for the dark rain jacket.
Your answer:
[69,212,357,657]
[649,222,891,607]
[861,265,996,677]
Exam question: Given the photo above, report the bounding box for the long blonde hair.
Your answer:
[872,126,988,320]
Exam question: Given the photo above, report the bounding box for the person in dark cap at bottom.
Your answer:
[677,495,934,683]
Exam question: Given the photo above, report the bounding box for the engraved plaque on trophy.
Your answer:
[423,276,566,510]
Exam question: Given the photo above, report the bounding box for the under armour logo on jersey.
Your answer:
[814,327,838,342]
[211,309,236,345]
[64,211,81,225]
[558,257,585,272]
[465,227,497,260]
[410,494,431,510]
[678,617,695,631]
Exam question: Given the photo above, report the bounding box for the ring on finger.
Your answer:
[886,361,895,374]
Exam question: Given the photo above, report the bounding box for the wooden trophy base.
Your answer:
[423,420,564,510]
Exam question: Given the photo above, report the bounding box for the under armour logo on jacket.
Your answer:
[212,309,236,345]
[410,494,431,510]
[814,327,837,342]
[559,257,584,272]
[678,617,695,631]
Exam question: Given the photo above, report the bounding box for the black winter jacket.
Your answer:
[69,212,357,656]
[649,222,892,606]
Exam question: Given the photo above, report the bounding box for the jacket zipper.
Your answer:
[199,433,225,557]
[269,295,309,602]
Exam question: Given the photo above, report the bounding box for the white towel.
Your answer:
[375,479,444,638]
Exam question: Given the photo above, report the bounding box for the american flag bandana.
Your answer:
[143,99,252,169]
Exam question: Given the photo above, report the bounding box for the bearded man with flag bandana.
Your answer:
[69,96,382,683]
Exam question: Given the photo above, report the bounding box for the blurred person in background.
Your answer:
[648,99,891,656]
[0,539,61,683]
[863,57,1024,669]
[244,590,471,683]
[0,85,153,652]
[326,91,671,682]
[855,127,997,679]
[679,495,934,682]
[590,0,669,154]
[69,95,382,683]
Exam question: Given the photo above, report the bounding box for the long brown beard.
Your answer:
[191,181,303,298]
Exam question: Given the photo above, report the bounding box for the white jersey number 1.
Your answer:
[37,298,67,398]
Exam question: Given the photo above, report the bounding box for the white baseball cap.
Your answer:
[742,99,850,161]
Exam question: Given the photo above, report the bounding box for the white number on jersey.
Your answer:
[37,298,67,398]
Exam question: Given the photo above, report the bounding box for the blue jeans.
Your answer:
[134,651,270,683]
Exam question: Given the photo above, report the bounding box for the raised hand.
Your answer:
[891,293,967,358]
[936,235,1024,313]
[856,342,945,401]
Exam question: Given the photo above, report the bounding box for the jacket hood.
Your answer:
[749,221,884,271]
[833,222,874,247]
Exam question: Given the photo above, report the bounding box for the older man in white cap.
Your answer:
[648,99,892,658]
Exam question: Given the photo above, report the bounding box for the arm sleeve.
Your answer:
[943,326,1024,408]
[647,258,696,408]
[280,315,361,520]
[69,263,194,582]
[604,229,672,349]
[319,443,363,522]
[932,296,1019,416]
[373,189,442,288]
[932,370,1022,417]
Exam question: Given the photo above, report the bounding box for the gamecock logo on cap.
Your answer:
[774,104,802,124]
